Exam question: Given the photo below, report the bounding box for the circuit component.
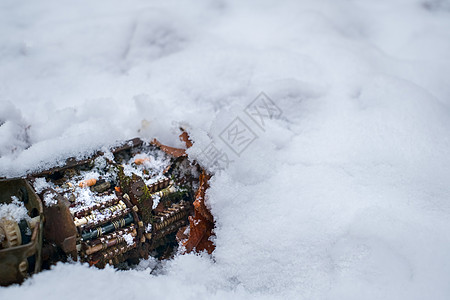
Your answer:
[0,137,215,286]
[30,138,199,269]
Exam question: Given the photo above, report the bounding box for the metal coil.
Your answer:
[74,201,127,227]
[147,178,171,193]
[98,242,137,261]
[80,207,131,231]
[153,220,187,241]
[81,214,134,241]
[83,226,137,255]
[154,202,189,231]
[88,224,136,246]
[73,197,120,218]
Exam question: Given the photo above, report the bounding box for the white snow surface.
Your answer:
[1,0,450,299]
[0,196,30,223]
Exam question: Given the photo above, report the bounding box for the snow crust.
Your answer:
[123,233,135,247]
[1,0,450,299]
[0,197,30,223]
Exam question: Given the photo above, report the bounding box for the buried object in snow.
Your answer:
[0,135,214,286]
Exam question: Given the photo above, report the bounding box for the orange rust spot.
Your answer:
[134,157,150,165]
[115,186,121,193]
[89,259,100,266]
[79,178,97,188]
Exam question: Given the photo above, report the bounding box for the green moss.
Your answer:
[139,184,153,224]
[116,165,131,193]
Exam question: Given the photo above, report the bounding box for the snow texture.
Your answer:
[32,177,52,194]
[0,197,30,223]
[123,233,134,247]
[1,0,450,299]
[42,191,57,207]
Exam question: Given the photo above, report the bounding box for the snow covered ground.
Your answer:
[1,0,450,298]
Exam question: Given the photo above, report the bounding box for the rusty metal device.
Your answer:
[0,136,215,286]
[0,179,44,286]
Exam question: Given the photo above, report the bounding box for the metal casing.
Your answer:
[0,178,44,286]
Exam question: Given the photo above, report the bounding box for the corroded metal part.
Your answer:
[147,178,171,193]
[0,135,215,286]
[84,226,137,255]
[77,202,128,229]
[154,201,189,231]
[43,192,77,256]
[0,219,21,248]
[81,214,134,241]
[0,178,44,286]
[73,197,120,219]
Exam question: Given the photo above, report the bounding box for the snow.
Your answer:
[123,233,134,247]
[1,0,450,299]
[42,191,58,207]
[32,177,52,194]
[122,150,170,185]
[0,196,30,223]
